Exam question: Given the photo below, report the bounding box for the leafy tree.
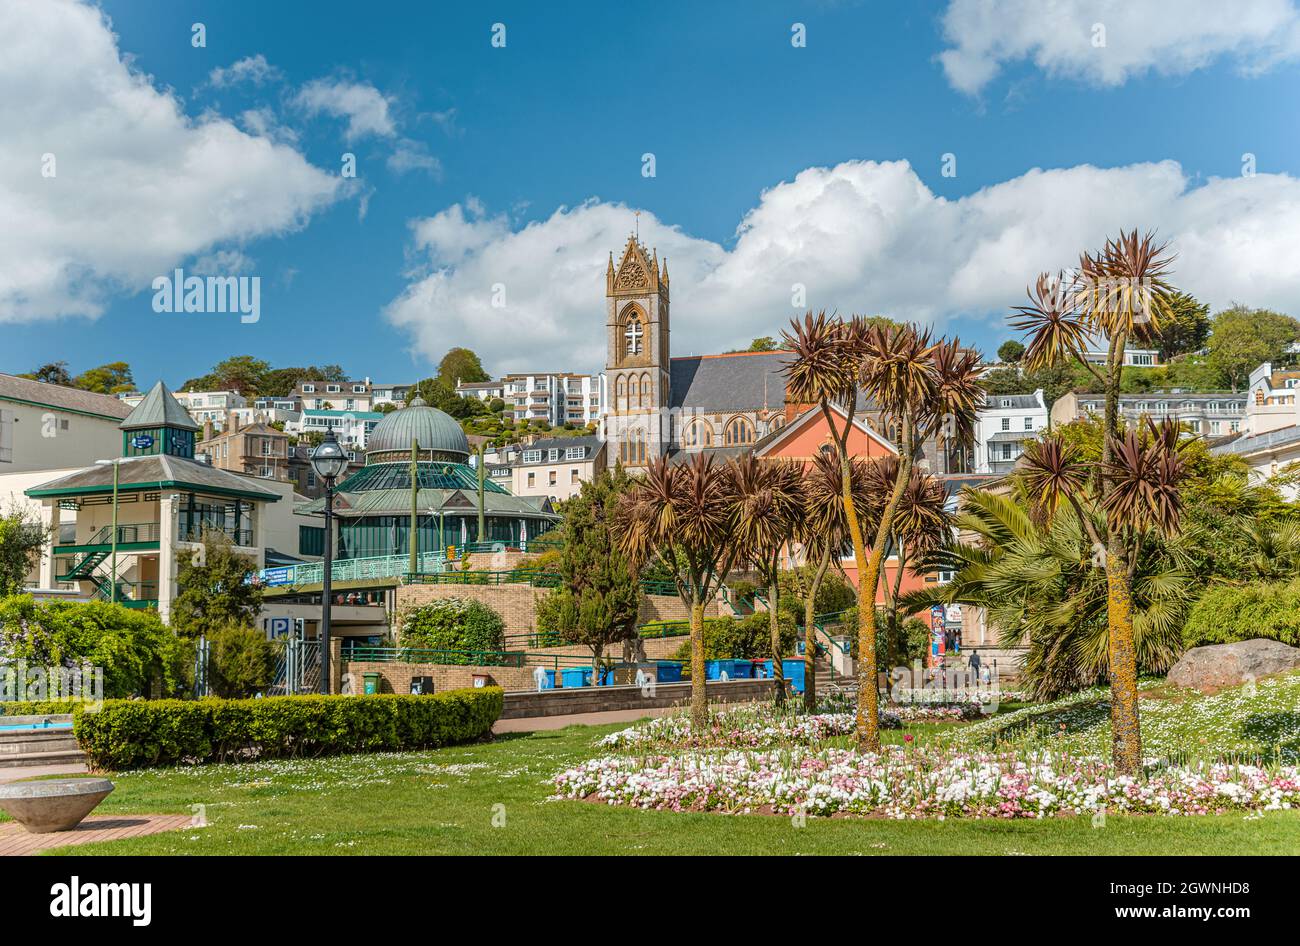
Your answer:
[1184,580,1300,648]
[73,361,134,395]
[487,397,506,414]
[1152,292,1210,361]
[399,598,505,662]
[436,347,489,387]
[997,340,1025,363]
[170,530,264,639]
[374,402,398,414]
[544,467,641,673]
[20,362,73,386]
[0,505,49,598]
[1207,305,1300,391]
[0,596,185,698]
[748,336,779,351]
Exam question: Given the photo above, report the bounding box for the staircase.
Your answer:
[0,717,83,768]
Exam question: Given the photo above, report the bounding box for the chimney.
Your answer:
[202,419,214,442]
[227,409,240,434]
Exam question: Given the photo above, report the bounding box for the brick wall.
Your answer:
[342,660,538,694]
[501,678,773,719]
[395,583,718,633]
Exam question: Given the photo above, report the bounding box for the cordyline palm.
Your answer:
[614,453,740,728]
[731,456,804,705]
[784,313,980,750]
[1010,229,1177,774]
[793,447,873,710]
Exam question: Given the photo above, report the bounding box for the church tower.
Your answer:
[605,234,670,468]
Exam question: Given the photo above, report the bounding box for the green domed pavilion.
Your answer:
[299,397,559,558]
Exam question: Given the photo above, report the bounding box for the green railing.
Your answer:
[263,550,448,586]
[57,522,161,550]
[405,568,679,596]
[339,643,682,674]
[92,580,160,607]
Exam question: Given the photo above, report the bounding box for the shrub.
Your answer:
[671,612,797,669]
[0,699,85,716]
[73,688,504,770]
[0,595,185,698]
[1184,581,1300,648]
[399,598,506,663]
[208,625,276,698]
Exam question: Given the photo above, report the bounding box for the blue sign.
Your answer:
[130,434,154,449]
[262,567,293,587]
[268,617,291,638]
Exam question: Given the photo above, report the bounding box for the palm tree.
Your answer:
[793,448,872,710]
[615,453,741,728]
[731,456,804,705]
[1011,230,1177,773]
[904,479,1192,700]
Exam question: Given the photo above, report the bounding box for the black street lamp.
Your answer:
[310,429,349,694]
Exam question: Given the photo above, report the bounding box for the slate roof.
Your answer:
[297,487,558,520]
[984,393,1041,410]
[25,454,281,501]
[669,352,793,411]
[0,373,133,420]
[514,435,603,462]
[120,381,200,431]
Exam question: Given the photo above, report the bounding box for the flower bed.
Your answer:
[889,688,1028,705]
[597,704,902,752]
[554,746,1300,819]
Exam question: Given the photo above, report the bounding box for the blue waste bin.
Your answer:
[707,659,752,681]
[654,661,682,682]
[561,666,592,688]
[597,667,616,686]
[761,659,807,694]
[536,669,556,689]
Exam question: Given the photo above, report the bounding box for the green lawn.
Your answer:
[17,719,1300,855]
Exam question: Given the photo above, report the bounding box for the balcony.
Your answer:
[54,522,161,554]
[179,524,254,546]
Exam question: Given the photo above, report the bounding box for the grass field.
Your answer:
[13,717,1299,856]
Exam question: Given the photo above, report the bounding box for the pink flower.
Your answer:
[904,734,914,743]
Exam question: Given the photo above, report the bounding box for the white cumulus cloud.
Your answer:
[939,0,1300,94]
[294,78,396,141]
[208,54,280,89]
[385,159,1300,373]
[0,0,341,322]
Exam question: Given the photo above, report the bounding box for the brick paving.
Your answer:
[0,814,193,856]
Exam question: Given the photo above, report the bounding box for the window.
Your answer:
[682,420,713,448]
[571,469,579,484]
[624,315,644,356]
[353,384,365,393]
[620,429,647,466]
[565,446,584,460]
[1001,418,1010,431]
[640,373,652,408]
[1001,443,1013,460]
[527,472,536,487]
[303,384,315,393]
[615,375,627,410]
[327,384,341,393]
[261,439,271,456]
[548,471,557,486]
[523,450,542,463]
[548,448,559,461]
[723,416,755,446]
[1024,417,1033,430]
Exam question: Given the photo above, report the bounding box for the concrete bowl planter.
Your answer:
[0,778,114,833]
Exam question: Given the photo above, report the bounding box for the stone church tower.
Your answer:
[605,235,670,468]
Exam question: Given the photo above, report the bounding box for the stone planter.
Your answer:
[0,778,114,833]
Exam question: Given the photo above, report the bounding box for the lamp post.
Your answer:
[310,429,349,695]
[93,459,121,603]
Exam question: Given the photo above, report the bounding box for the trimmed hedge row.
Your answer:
[73,688,504,770]
[0,699,86,716]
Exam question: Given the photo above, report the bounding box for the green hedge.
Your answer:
[73,688,504,770]
[0,699,85,716]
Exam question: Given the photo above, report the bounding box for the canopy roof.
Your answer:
[26,454,281,503]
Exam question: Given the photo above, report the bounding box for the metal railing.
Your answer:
[339,643,687,674]
[59,522,161,548]
[179,524,253,546]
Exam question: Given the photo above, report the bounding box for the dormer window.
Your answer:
[303,384,315,393]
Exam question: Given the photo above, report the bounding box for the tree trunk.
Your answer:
[592,643,603,683]
[1106,549,1141,774]
[769,575,785,706]
[840,454,879,751]
[689,600,707,729]
[803,547,832,712]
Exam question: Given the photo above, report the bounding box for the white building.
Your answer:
[481,435,607,502]
[371,383,413,409]
[121,389,247,430]
[459,372,601,427]
[1245,362,1300,436]
[286,409,383,449]
[973,389,1048,474]
[1080,332,1160,368]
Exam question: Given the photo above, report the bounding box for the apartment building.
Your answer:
[1051,390,1246,436]
[286,409,383,449]
[458,372,601,427]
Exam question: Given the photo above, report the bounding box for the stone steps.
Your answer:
[0,717,83,768]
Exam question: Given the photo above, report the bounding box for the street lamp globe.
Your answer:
[310,429,348,482]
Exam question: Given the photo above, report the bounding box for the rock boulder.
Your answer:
[1167,638,1300,694]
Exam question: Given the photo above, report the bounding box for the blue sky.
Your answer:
[5,0,1300,389]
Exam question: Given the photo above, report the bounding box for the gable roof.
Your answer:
[120,381,200,431]
[752,402,897,459]
[0,373,133,421]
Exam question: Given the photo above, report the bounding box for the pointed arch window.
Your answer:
[639,372,652,408]
[615,375,627,410]
[624,315,644,356]
[682,419,713,448]
[724,416,756,446]
[620,427,648,466]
